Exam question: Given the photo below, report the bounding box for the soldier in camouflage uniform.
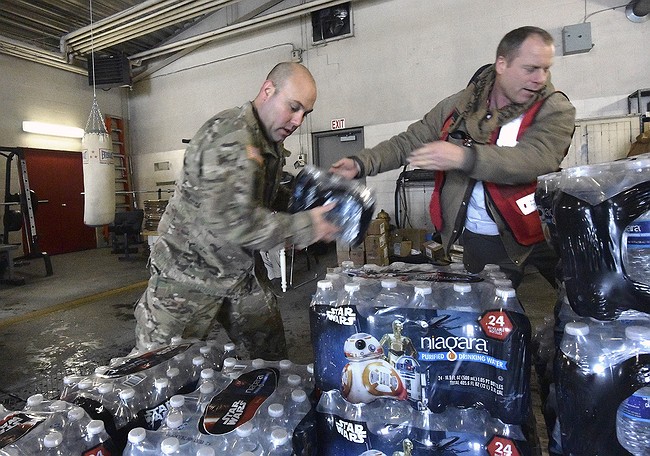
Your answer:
[134,62,339,360]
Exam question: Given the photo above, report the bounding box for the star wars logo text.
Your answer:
[221,400,247,426]
[326,306,356,325]
[335,418,367,443]
[143,403,169,429]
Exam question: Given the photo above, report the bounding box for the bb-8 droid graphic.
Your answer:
[341,332,407,403]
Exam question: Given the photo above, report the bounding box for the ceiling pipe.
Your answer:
[0,36,87,75]
[131,0,357,62]
[626,0,650,22]
[61,0,237,55]
[68,0,236,55]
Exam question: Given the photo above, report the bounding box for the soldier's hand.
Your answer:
[329,158,359,180]
[309,203,340,243]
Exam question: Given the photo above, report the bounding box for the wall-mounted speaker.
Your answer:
[87,54,131,89]
[312,2,353,44]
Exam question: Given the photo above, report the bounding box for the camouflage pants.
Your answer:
[134,270,288,360]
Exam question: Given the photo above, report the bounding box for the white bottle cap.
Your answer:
[48,400,68,412]
[291,389,307,403]
[317,280,334,290]
[251,358,265,369]
[155,377,170,388]
[307,363,314,374]
[496,287,517,299]
[200,368,215,379]
[43,430,63,448]
[169,395,185,408]
[449,262,466,271]
[161,437,180,454]
[166,367,180,379]
[193,356,205,367]
[170,336,184,345]
[224,342,236,352]
[287,374,302,387]
[344,282,360,292]
[26,393,44,406]
[128,427,147,444]
[279,359,293,370]
[199,345,212,356]
[77,379,93,390]
[381,279,398,289]
[268,403,284,417]
[67,406,85,422]
[87,419,105,435]
[565,322,590,336]
[270,428,289,445]
[200,381,215,394]
[196,448,216,456]
[97,383,113,395]
[625,326,650,341]
[235,421,254,437]
[119,388,136,400]
[414,284,432,295]
[483,263,500,272]
[166,411,183,429]
[453,283,472,293]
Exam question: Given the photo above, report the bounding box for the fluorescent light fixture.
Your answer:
[22,121,85,138]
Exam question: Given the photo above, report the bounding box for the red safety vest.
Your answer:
[429,99,548,246]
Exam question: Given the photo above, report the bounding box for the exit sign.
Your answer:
[331,118,346,130]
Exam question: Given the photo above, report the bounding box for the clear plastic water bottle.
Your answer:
[63,406,92,452]
[325,272,346,291]
[160,437,183,455]
[559,322,591,368]
[123,427,159,455]
[286,388,311,429]
[229,421,265,455]
[623,210,650,286]
[490,287,524,313]
[375,279,407,307]
[84,419,111,451]
[260,403,289,437]
[23,393,47,412]
[42,430,65,456]
[114,387,139,429]
[616,386,650,456]
[267,428,292,455]
[311,280,338,307]
[336,282,363,307]
[446,283,480,311]
[408,283,436,308]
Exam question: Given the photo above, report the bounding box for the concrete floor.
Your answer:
[0,242,555,454]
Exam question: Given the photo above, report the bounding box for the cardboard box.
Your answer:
[367,219,388,236]
[422,240,444,260]
[392,240,412,257]
[395,228,428,251]
[349,244,365,267]
[366,244,389,266]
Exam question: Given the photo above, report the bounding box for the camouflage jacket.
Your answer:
[150,102,314,296]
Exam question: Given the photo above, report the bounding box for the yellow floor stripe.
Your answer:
[0,280,148,329]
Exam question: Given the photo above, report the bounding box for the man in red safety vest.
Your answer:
[330,26,576,288]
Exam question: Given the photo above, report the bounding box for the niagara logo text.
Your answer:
[326,306,356,325]
[420,335,488,354]
[335,418,367,443]
[221,400,247,426]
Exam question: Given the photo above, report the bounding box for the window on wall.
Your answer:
[311,2,353,44]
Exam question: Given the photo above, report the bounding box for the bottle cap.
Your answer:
[200,345,212,356]
[279,359,293,370]
[271,428,289,444]
[196,448,216,456]
[453,283,472,293]
[625,326,650,341]
[200,381,215,394]
[77,379,93,390]
[200,368,215,379]
[87,419,105,435]
[565,322,590,336]
[307,363,314,374]
[128,427,147,444]
[292,389,307,403]
[235,421,254,437]
[48,400,68,412]
[381,279,398,289]
[155,377,170,388]
[449,262,466,271]
[67,406,85,422]
[252,358,265,369]
[483,263,500,272]
[193,356,205,367]
[119,388,136,400]
[161,437,180,454]
[344,282,360,292]
[287,374,302,387]
[43,430,63,448]
[26,393,44,406]
[166,411,183,429]
[223,357,237,369]
[97,383,113,395]
[317,280,334,290]
[414,284,432,295]
[496,287,517,298]
[166,367,180,378]
[169,395,185,408]
[224,342,236,352]
[268,402,284,417]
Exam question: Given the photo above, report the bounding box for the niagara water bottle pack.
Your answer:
[309,267,533,455]
[536,154,650,320]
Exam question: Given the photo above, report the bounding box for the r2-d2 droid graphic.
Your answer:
[341,332,407,404]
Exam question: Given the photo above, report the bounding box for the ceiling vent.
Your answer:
[87,54,131,89]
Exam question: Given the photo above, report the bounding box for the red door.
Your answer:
[23,148,97,255]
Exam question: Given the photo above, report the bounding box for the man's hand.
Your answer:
[309,203,340,243]
[329,158,359,180]
[408,141,465,171]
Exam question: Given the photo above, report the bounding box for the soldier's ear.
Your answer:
[260,80,275,100]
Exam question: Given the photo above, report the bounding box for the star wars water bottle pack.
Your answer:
[0,397,117,455]
[58,338,237,450]
[289,165,375,247]
[309,263,533,455]
[537,154,650,320]
[121,357,314,455]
